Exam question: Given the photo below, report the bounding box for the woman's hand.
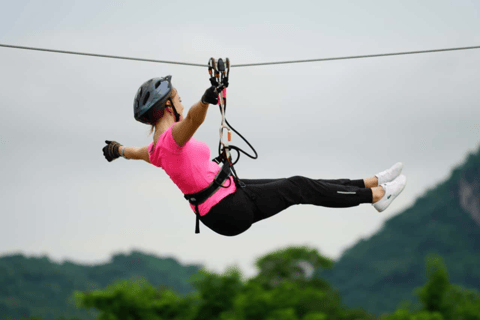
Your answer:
[103,140,123,162]
[201,86,219,105]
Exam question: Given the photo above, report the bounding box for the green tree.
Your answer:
[302,312,328,320]
[74,277,198,320]
[265,307,299,320]
[71,245,377,320]
[187,265,244,320]
[251,246,335,291]
[220,246,375,320]
[414,255,451,315]
[442,284,480,320]
[68,249,476,320]
[380,253,480,320]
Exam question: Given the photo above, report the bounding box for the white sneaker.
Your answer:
[373,175,407,212]
[375,162,403,185]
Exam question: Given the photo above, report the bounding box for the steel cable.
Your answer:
[1,43,479,68]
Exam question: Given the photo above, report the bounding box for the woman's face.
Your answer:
[167,88,184,120]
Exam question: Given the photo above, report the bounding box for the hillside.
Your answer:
[320,143,480,316]
[0,251,202,320]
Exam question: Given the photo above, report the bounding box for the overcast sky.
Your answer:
[1,0,479,280]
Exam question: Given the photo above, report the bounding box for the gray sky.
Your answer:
[1,0,479,280]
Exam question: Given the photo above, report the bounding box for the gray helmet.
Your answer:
[133,75,179,125]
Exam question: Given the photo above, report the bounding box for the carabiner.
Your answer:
[218,58,230,90]
[208,58,215,75]
[208,58,219,87]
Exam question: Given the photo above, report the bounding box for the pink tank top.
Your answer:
[148,124,236,216]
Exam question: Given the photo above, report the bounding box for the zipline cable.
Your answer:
[0,43,479,68]
[0,43,206,67]
[233,45,480,67]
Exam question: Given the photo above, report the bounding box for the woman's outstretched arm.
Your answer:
[119,146,151,163]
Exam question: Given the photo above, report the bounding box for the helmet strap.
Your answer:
[168,98,181,122]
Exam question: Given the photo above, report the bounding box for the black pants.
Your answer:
[199,176,373,237]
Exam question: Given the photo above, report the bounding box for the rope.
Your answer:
[1,43,479,68]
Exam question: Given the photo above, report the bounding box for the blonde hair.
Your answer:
[147,87,177,137]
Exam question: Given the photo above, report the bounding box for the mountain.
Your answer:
[320,143,480,316]
[0,251,202,320]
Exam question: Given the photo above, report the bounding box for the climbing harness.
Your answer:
[184,58,258,234]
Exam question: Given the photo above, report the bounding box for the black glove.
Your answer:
[222,78,229,88]
[202,86,219,105]
[103,140,122,162]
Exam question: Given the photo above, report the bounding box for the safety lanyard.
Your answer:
[208,58,233,164]
[207,57,259,188]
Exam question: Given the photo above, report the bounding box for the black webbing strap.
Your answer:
[184,160,232,234]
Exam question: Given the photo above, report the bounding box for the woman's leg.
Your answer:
[241,176,385,203]
[203,176,379,236]
[241,176,373,223]
[241,178,367,188]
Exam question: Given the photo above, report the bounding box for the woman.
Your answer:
[103,75,407,236]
